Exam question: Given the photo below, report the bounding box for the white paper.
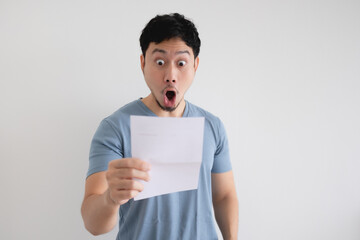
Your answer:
[130,116,204,201]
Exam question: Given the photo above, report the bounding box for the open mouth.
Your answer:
[163,89,177,108]
[166,90,176,101]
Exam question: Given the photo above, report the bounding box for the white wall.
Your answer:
[1,1,359,239]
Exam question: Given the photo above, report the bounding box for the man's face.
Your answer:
[141,38,199,113]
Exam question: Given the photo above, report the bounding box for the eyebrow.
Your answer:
[151,48,190,55]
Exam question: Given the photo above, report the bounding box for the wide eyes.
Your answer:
[156,59,165,66]
[178,60,186,67]
[155,59,187,67]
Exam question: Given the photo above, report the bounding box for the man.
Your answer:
[81,13,238,239]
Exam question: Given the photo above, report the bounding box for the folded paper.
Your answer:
[130,116,204,201]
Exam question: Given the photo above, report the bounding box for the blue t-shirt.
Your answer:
[88,99,232,240]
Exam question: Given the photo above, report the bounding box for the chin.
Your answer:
[155,99,180,112]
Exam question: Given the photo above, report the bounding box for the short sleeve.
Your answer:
[211,119,232,173]
[87,119,123,178]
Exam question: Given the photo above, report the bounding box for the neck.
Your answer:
[141,94,185,117]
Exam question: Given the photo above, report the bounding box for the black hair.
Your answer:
[140,13,201,58]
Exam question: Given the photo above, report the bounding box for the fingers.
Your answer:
[109,167,150,182]
[106,158,150,205]
[109,158,151,171]
[107,177,145,192]
[108,158,151,182]
[108,188,140,205]
[107,178,145,203]
[106,174,146,205]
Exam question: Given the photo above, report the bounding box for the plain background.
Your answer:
[1,0,359,239]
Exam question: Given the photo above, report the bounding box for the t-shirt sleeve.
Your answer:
[211,119,232,173]
[87,119,123,178]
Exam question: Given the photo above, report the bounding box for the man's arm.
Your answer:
[81,172,120,235]
[81,158,150,236]
[212,171,239,240]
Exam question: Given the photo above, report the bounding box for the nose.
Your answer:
[165,64,177,83]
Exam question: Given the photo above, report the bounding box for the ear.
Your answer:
[140,54,145,73]
[194,56,199,72]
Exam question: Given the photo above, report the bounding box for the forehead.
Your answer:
[146,38,194,57]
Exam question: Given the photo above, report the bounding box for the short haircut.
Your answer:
[140,13,201,58]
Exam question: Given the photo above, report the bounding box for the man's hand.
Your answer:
[212,171,238,240]
[106,158,151,206]
[81,158,151,235]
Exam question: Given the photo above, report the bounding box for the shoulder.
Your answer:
[108,100,141,118]
[186,101,225,135]
[92,100,141,139]
[103,99,146,126]
[186,101,222,123]
[187,101,218,120]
